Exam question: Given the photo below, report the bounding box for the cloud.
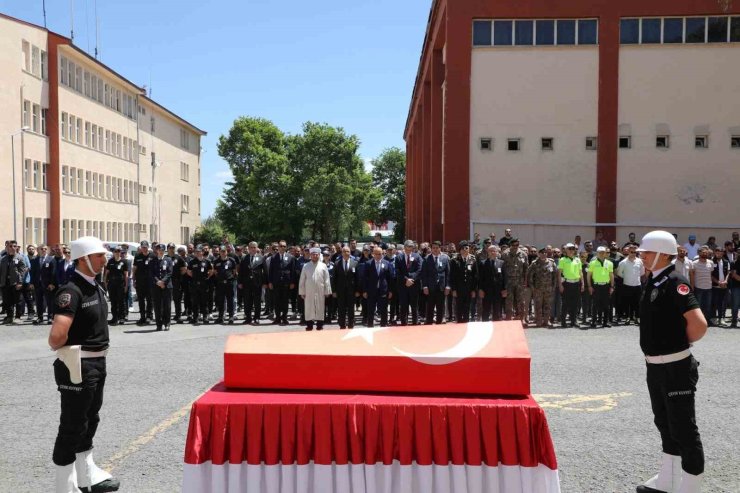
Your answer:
[215,170,234,181]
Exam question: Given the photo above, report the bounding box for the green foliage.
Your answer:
[371,147,406,241]
[192,215,231,246]
[216,117,380,244]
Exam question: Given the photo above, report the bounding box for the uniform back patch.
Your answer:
[677,284,690,296]
[57,293,72,308]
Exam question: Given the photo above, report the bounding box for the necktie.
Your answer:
[345,261,349,273]
[406,255,410,269]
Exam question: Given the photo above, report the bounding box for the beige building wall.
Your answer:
[469,47,599,246]
[617,45,740,244]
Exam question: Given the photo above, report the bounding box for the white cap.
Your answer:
[564,243,576,249]
[596,246,608,253]
[70,236,107,261]
[637,230,678,256]
[309,247,321,254]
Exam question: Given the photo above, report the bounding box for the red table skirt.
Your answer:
[183,383,560,493]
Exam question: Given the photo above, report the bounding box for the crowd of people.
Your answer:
[2,229,739,330]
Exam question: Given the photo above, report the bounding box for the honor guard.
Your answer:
[150,244,174,331]
[213,247,237,324]
[635,231,707,493]
[187,246,213,325]
[104,246,128,326]
[48,236,120,493]
[451,240,479,323]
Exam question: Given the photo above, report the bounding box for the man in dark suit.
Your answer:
[395,239,422,326]
[238,241,268,325]
[421,241,451,324]
[30,244,51,324]
[39,244,58,324]
[452,240,479,322]
[362,246,395,327]
[332,246,359,329]
[478,244,507,321]
[268,241,296,325]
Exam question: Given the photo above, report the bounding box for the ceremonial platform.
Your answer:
[183,322,561,492]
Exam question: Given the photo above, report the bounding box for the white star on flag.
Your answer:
[341,326,388,344]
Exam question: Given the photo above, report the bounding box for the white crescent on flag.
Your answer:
[342,322,495,366]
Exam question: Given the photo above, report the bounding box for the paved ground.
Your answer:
[0,313,738,492]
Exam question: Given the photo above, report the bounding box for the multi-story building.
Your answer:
[405,0,740,245]
[0,12,205,247]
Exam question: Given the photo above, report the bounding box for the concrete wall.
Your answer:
[617,45,740,243]
[468,47,599,246]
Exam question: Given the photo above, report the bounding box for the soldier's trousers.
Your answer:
[53,357,106,466]
[455,292,473,322]
[152,287,172,327]
[562,282,580,325]
[398,285,419,325]
[172,280,183,319]
[182,278,192,316]
[532,289,553,325]
[647,356,704,475]
[505,282,526,320]
[481,293,503,321]
[336,293,356,328]
[591,284,610,325]
[243,284,262,323]
[191,283,209,321]
[216,281,235,318]
[109,281,126,321]
[135,280,152,320]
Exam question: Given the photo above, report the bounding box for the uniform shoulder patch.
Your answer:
[677,284,690,296]
[57,292,72,308]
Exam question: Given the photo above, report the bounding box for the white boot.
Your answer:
[642,453,681,492]
[55,463,82,493]
[676,471,703,493]
[75,450,114,489]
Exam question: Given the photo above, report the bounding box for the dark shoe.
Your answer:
[242,319,251,325]
[80,477,121,492]
[580,325,588,330]
[32,318,41,325]
[252,320,260,326]
[603,323,611,328]
[164,325,170,331]
[156,325,162,331]
[193,320,200,326]
[215,318,224,324]
[109,321,118,326]
[635,485,667,493]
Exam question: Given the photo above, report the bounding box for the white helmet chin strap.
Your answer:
[649,252,662,271]
[84,255,100,276]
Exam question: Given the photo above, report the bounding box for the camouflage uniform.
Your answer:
[527,257,558,327]
[503,248,529,321]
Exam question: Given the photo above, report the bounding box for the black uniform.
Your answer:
[478,257,507,322]
[640,265,704,477]
[171,254,188,322]
[213,255,237,322]
[133,252,155,322]
[105,257,128,324]
[52,272,109,466]
[452,254,479,322]
[238,253,268,324]
[188,257,212,324]
[181,254,194,319]
[149,255,173,330]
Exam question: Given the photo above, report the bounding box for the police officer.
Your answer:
[635,231,707,493]
[169,244,187,324]
[558,243,583,328]
[104,246,128,326]
[237,241,268,325]
[213,246,237,324]
[187,246,212,325]
[48,236,120,493]
[132,241,155,325]
[150,244,174,331]
[588,246,615,328]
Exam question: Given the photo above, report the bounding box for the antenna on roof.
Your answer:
[85,0,90,53]
[94,0,99,59]
[42,0,47,28]
[70,0,75,44]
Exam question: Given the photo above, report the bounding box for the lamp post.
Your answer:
[10,126,30,241]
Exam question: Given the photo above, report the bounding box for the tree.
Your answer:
[192,215,231,246]
[371,147,406,241]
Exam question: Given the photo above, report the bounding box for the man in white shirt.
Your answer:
[692,246,714,322]
[616,245,644,323]
[683,234,700,260]
[673,246,695,287]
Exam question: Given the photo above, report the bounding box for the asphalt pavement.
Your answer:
[0,313,738,493]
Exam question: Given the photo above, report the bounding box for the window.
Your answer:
[112,177,118,200]
[140,145,146,155]
[731,136,740,148]
[116,134,122,157]
[91,75,98,100]
[63,219,69,243]
[578,19,598,44]
[76,117,82,143]
[97,174,104,197]
[656,136,669,148]
[42,162,48,191]
[32,104,40,133]
[22,40,30,71]
[69,168,77,194]
[708,17,728,43]
[181,161,190,180]
[33,161,40,189]
[106,176,111,199]
[123,137,129,160]
[479,138,492,151]
[91,125,98,150]
[541,138,554,151]
[695,135,708,148]
[92,173,98,197]
[23,100,30,127]
[732,17,740,42]
[77,169,83,195]
[85,171,91,195]
[507,138,521,151]
[41,109,47,135]
[686,18,706,43]
[619,136,631,149]
[105,130,110,153]
[61,112,68,140]
[557,20,576,45]
[67,61,75,89]
[84,122,90,146]
[642,18,661,43]
[98,126,104,150]
[181,227,190,244]
[621,19,640,44]
[40,51,48,80]
[180,129,191,149]
[62,166,68,192]
[104,83,110,106]
[117,178,123,201]
[515,20,533,45]
[31,45,40,76]
[84,71,91,96]
[75,66,82,92]
[536,20,555,45]
[23,159,30,188]
[473,20,492,46]
[97,79,104,103]
[77,219,84,239]
[181,194,190,213]
[664,18,684,43]
[115,90,121,111]
[124,180,129,203]
[150,117,156,133]
[60,57,68,85]
[493,20,513,45]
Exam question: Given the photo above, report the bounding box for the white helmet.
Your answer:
[637,230,677,256]
[70,236,107,261]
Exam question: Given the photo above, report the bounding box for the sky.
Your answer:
[1,0,431,219]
